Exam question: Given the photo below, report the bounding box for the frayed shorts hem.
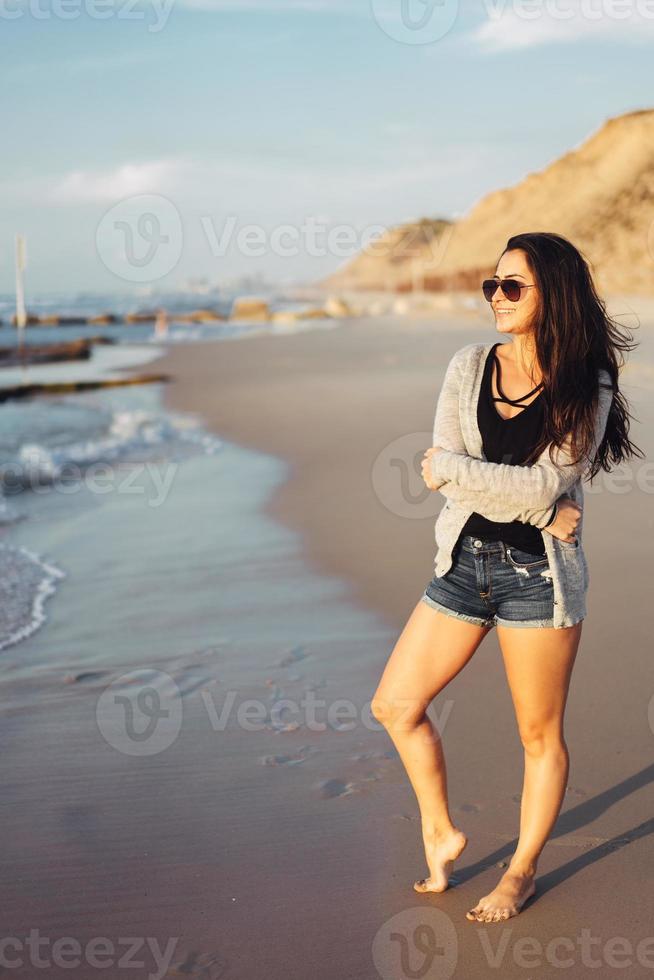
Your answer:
[494,615,557,629]
[420,593,494,628]
[421,593,562,629]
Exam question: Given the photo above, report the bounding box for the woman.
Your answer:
[371,232,642,923]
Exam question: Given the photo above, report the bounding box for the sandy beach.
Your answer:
[152,306,653,976]
[2,306,653,979]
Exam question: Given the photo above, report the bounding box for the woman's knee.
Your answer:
[370,690,429,731]
[518,719,567,758]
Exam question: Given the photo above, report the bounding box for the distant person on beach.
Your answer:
[371,232,642,922]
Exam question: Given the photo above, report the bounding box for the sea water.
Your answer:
[0,333,391,722]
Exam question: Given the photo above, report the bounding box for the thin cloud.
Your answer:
[52,161,182,204]
[0,144,502,213]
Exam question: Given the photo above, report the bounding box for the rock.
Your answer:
[124,311,158,323]
[88,313,119,325]
[178,309,227,323]
[0,338,96,366]
[0,372,171,403]
[271,311,302,324]
[296,307,329,320]
[10,313,41,326]
[230,298,271,322]
[324,295,353,317]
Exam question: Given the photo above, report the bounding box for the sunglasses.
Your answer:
[482,278,537,303]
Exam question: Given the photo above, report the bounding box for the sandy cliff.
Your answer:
[321,109,654,296]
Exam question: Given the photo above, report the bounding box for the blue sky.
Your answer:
[1,0,652,296]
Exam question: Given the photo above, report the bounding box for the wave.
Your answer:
[1,400,223,493]
[0,545,66,652]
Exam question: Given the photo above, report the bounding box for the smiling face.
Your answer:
[489,248,540,337]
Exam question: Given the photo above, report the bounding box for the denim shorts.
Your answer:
[422,534,556,629]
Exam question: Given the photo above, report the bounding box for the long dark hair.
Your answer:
[501,232,643,479]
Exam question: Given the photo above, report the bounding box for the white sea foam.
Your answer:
[8,404,223,487]
[0,544,66,652]
[0,391,225,651]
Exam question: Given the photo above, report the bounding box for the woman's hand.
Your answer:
[421,446,445,490]
[543,495,582,544]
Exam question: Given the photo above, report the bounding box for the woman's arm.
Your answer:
[429,344,572,525]
[428,345,558,524]
[435,482,559,529]
[429,371,614,510]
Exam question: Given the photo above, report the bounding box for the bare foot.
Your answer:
[414,828,468,893]
[465,868,536,922]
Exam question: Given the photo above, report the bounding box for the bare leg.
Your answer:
[466,620,583,922]
[372,600,492,892]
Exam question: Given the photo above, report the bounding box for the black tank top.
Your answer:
[459,342,547,554]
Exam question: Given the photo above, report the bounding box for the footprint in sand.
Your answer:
[104,666,217,701]
[314,777,356,799]
[328,720,356,732]
[345,748,400,784]
[164,950,227,979]
[456,802,481,814]
[63,670,112,685]
[350,748,399,762]
[173,665,219,697]
[260,745,317,766]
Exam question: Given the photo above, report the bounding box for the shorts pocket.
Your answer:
[506,547,550,572]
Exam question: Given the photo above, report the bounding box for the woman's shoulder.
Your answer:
[450,342,493,369]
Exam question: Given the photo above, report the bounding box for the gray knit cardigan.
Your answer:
[428,342,614,628]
